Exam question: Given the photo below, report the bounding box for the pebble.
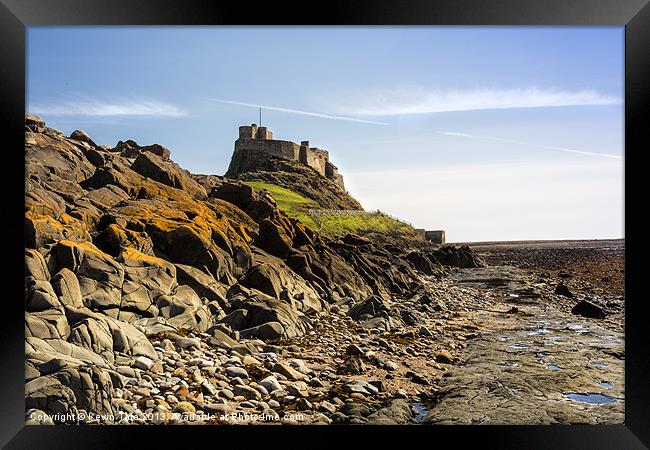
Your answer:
[274,362,308,381]
[217,389,234,400]
[133,356,154,371]
[435,350,453,364]
[173,401,196,414]
[200,380,217,396]
[175,337,201,349]
[395,389,408,399]
[384,361,398,371]
[260,375,282,393]
[318,401,337,414]
[225,366,249,379]
[233,384,262,400]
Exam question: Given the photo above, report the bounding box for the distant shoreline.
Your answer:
[450,238,624,247]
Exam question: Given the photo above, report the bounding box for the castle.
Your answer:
[225,124,345,189]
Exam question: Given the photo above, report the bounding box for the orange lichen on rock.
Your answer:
[57,239,113,259]
[25,211,91,248]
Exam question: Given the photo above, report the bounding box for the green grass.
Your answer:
[312,213,414,238]
[243,181,319,213]
[243,180,416,238]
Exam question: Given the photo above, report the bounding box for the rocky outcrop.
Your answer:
[23,115,481,424]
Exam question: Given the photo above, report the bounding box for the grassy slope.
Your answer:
[243,180,416,238]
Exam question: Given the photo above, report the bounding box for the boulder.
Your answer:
[53,240,125,312]
[25,114,46,132]
[69,130,96,147]
[571,300,606,319]
[26,278,62,312]
[406,251,442,276]
[26,249,50,281]
[242,249,322,312]
[50,268,84,309]
[142,143,171,159]
[348,295,388,321]
[366,399,414,425]
[428,245,484,268]
[555,283,574,298]
[227,296,309,338]
[254,219,292,258]
[239,321,284,340]
[175,264,228,308]
[67,318,115,364]
[25,376,78,423]
[25,310,70,340]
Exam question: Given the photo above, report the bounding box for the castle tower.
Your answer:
[238,123,258,139]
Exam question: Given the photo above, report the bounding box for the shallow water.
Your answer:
[590,361,608,368]
[565,392,617,404]
[411,402,429,422]
[547,364,562,371]
[599,381,613,389]
[510,343,529,350]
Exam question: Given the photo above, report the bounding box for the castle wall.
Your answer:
[237,138,300,161]
[300,147,328,177]
[227,125,346,190]
[325,161,345,190]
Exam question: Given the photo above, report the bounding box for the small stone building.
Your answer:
[425,230,446,244]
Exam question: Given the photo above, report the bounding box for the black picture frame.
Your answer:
[2,0,647,448]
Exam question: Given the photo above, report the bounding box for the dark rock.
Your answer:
[239,321,284,340]
[348,295,388,321]
[555,283,573,298]
[338,355,366,375]
[141,143,171,160]
[227,297,308,338]
[342,234,371,246]
[84,148,105,167]
[571,300,606,319]
[406,371,430,385]
[406,251,442,275]
[400,308,420,326]
[428,245,484,268]
[345,344,365,356]
[254,219,292,259]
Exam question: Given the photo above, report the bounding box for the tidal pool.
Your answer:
[565,392,617,404]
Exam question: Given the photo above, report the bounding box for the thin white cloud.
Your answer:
[29,98,187,117]
[210,98,389,125]
[434,130,622,160]
[330,88,621,116]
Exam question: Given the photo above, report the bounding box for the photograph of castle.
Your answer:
[24,26,624,426]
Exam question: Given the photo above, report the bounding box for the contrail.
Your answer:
[209,98,389,125]
[434,130,622,160]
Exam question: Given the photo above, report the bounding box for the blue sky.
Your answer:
[27,27,624,242]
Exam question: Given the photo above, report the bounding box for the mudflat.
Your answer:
[418,239,625,424]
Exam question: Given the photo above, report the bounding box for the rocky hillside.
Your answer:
[228,154,363,210]
[24,114,482,424]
